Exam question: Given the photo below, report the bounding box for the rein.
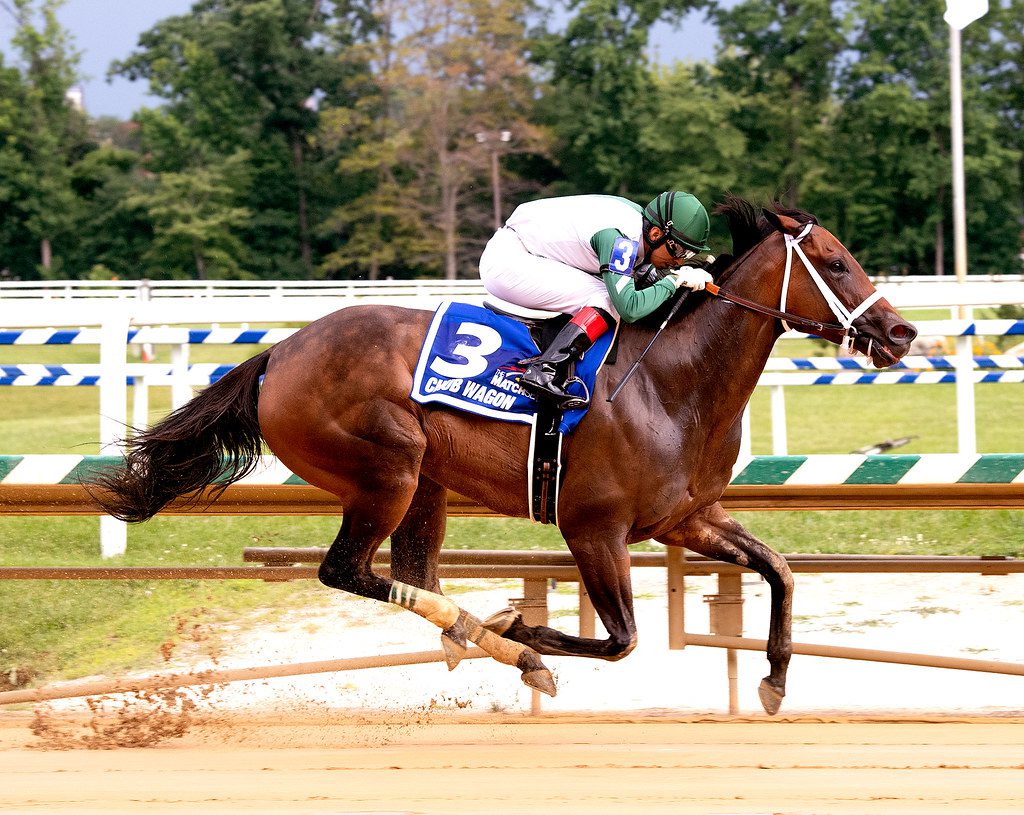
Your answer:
[704,283,849,345]
[706,223,882,352]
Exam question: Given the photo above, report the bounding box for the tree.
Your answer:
[113,0,349,277]
[711,0,848,206]
[65,146,154,280]
[636,62,747,213]
[318,0,437,279]
[974,0,1024,273]
[321,0,546,279]
[827,0,1021,276]
[125,151,253,279]
[405,0,545,277]
[0,0,85,278]
[536,0,701,197]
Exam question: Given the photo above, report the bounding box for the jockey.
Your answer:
[478,191,714,409]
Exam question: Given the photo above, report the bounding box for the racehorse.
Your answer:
[91,196,917,714]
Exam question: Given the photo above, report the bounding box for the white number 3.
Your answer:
[429,322,503,378]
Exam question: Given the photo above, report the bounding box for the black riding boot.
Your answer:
[518,322,597,410]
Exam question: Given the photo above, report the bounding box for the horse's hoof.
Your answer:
[521,669,557,698]
[758,678,784,715]
[440,624,467,671]
[482,606,519,636]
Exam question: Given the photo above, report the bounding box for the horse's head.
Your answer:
[759,208,917,368]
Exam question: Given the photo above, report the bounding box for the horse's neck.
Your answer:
[645,245,784,427]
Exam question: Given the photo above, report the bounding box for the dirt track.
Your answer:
[3,712,1023,814]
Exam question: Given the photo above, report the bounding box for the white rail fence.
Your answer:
[1,275,1023,324]
[1,274,1022,304]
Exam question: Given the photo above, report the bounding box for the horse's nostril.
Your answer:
[888,322,917,343]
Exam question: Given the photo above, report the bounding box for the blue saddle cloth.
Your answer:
[410,301,613,434]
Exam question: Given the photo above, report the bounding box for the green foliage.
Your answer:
[820,0,1022,276]
[638,63,747,207]
[712,0,848,204]
[65,147,154,279]
[110,0,355,278]
[536,0,700,196]
[125,150,254,279]
[0,0,85,279]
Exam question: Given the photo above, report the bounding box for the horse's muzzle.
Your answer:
[854,314,918,368]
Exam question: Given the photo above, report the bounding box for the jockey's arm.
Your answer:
[602,271,676,322]
[591,228,676,323]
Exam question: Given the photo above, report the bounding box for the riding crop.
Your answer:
[607,290,689,402]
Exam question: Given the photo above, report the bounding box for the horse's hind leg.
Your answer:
[387,474,468,668]
[318,486,556,696]
[658,502,794,715]
[388,474,447,594]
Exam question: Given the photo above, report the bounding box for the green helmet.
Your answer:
[643,191,711,253]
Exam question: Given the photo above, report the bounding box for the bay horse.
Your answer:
[91,196,917,714]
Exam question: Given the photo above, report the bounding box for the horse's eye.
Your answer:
[829,260,847,275]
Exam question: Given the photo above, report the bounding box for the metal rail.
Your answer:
[242,547,1024,575]
[2,550,1020,582]
[683,634,1024,676]
[0,648,491,707]
[3,482,1023,516]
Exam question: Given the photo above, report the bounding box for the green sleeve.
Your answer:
[590,228,626,267]
[590,226,675,321]
[601,272,677,323]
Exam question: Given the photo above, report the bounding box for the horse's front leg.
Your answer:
[657,501,794,715]
[485,527,638,661]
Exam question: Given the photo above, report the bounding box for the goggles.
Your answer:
[665,236,697,261]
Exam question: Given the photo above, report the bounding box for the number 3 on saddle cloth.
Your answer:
[411,300,617,524]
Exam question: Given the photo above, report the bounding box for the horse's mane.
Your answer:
[712,195,819,283]
[636,195,819,329]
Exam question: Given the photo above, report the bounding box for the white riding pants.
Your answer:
[478,227,618,318]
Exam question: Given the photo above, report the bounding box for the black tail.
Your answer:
[90,349,272,522]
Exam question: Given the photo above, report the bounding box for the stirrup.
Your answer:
[556,376,590,410]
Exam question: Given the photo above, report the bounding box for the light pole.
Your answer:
[943,1,988,293]
[476,130,513,230]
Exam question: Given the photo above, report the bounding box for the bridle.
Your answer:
[608,222,884,402]
[705,223,883,354]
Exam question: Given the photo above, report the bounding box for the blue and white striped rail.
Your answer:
[0,327,296,346]
[4,363,1023,387]
[757,370,1024,386]
[0,363,235,387]
[3,454,1023,487]
[763,355,1024,371]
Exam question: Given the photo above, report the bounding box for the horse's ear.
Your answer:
[761,208,804,236]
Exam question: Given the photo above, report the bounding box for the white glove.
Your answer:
[669,268,713,291]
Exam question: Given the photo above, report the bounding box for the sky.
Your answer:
[2,1,719,119]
